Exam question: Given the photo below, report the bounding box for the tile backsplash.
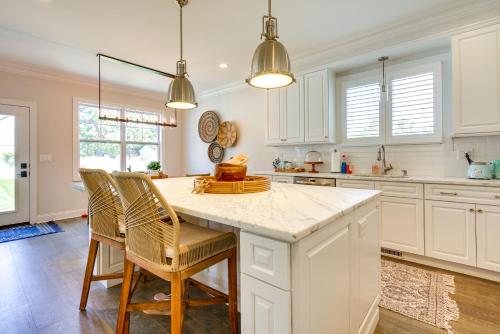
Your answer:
[274,136,500,177]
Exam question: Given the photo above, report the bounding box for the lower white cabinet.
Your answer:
[356,205,381,330]
[380,196,424,255]
[336,179,375,190]
[424,200,476,266]
[273,175,294,184]
[476,204,500,272]
[241,273,291,334]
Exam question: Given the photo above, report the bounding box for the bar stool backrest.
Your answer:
[112,172,181,270]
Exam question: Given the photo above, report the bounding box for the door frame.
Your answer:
[0,98,37,225]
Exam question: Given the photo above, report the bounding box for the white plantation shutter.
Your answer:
[391,72,435,136]
[345,82,381,140]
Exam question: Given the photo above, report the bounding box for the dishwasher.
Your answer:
[293,176,335,187]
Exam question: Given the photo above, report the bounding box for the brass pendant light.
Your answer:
[166,0,198,109]
[246,0,295,89]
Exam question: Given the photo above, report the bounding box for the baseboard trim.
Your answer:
[359,295,380,334]
[36,209,86,223]
[401,253,500,283]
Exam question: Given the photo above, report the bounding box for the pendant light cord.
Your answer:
[180,5,183,61]
[268,0,271,17]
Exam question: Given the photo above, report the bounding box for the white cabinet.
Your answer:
[356,205,380,330]
[476,204,500,272]
[265,77,304,145]
[424,200,476,266]
[294,221,352,334]
[266,89,282,145]
[380,197,424,255]
[265,70,334,146]
[273,175,294,184]
[452,24,500,135]
[304,70,332,143]
[336,179,375,190]
[241,273,291,334]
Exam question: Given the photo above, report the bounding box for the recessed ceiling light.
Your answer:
[219,63,228,69]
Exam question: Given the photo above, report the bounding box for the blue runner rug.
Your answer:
[0,222,63,243]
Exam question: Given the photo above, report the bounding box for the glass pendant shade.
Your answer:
[247,39,295,89]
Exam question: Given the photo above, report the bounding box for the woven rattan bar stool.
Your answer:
[79,168,142,311]
[112,172,238,334]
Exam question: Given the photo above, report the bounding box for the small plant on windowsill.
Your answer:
[147,161,161,176]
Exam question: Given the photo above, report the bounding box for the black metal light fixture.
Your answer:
[97,53,178,127]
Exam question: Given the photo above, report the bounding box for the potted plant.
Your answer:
[147,161,161,176]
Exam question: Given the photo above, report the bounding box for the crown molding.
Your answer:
[0,58,165,101]
[198,1,500,98]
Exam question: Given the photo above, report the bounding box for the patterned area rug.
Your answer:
[0,222,63,243]
[380,259,459,333]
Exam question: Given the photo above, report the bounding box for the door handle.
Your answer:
[16,171,28,178]
[439,191,458,196]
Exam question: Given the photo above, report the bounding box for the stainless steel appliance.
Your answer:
[293,177,335,187]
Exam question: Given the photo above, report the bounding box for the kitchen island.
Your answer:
[76,177,381,334]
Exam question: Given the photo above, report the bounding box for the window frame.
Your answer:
[339,60,443,146]
[72,97,165,181]
[340,70,385,146]
[386,62,442,145]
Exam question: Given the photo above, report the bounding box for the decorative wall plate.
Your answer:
[198,111,220,143]
[217,121,237,148]
[208,142,224,163]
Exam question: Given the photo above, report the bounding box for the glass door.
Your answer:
[0,104,30,226]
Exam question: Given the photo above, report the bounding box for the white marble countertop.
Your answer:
[153,177,380,242]
[254,171,500,187]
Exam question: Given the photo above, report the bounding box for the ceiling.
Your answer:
[0,0,484,95]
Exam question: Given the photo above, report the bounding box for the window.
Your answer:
[340,60,442,145]
[73,100,162,180]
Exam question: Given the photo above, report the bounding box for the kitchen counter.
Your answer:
[153,177,380,242]
[254,171,500,187]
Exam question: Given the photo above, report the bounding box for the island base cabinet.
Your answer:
[241,273,291,334]
[380,196,424,255]
[476,205,500,272]
[424,200,476,266]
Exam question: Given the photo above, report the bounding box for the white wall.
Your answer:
[182,51,500,178]
[0,69,183,221]
[181,87,276,174]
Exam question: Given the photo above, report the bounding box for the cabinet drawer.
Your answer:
[273,176,294,184]
[240,231,291,290]
[375,182,423,199]
[241,274,291,334]
[425,184,500,205]
[336,179,375,190]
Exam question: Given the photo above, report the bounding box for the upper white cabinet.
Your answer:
[265,70,334,145]
[304,70,333,143]
[452,24,500,135]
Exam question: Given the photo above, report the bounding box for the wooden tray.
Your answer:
[193,176,271,194]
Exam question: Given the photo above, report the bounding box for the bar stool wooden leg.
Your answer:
[228,248,238,334]
[116,259,135,334]
[80,238,99,311]
[171,272,183,334]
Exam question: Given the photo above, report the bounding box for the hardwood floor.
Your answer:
[0,218,499,333]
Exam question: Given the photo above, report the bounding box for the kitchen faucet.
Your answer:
[377,145,393,175]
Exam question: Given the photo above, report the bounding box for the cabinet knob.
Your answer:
[469,208,475,212]
[477,209,483,213]
[495,195,500,199]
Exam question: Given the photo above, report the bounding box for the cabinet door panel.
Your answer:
[305,70,329,142]
[266,89,282,144]
[358,206,380,327]
[283,77,304,143]
[241,274,291,334]
[294,221,351,334]
[424,200,476,266]
[337,179,375,190]
[453,26,500,134]
[380,196,424,255]
[476,205,500,272]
